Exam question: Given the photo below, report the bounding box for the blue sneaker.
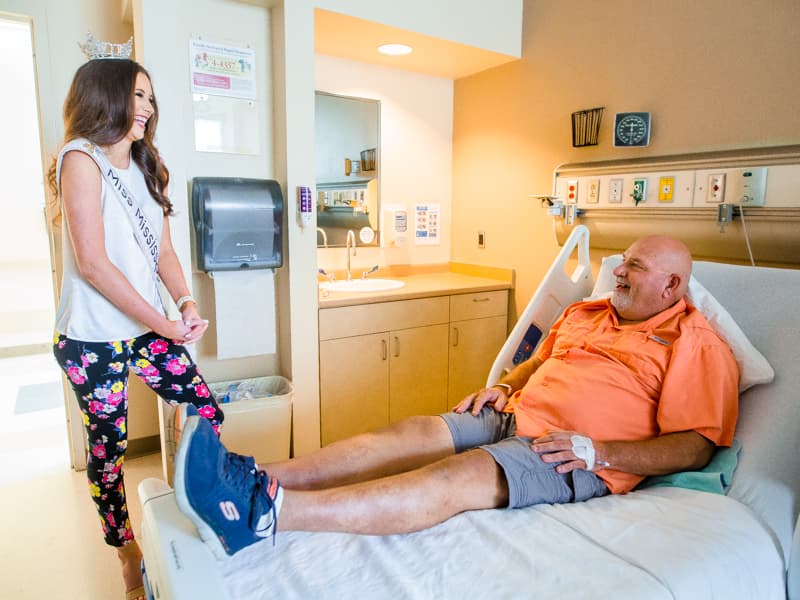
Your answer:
[174,416,283,559]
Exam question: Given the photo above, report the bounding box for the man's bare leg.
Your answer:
[174,415,506,558]
[266,415,456,490]
[278,447,508,535]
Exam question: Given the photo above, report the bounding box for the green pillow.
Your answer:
[637,439,741,495]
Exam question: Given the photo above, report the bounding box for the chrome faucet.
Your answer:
[316,227,328,248]
[345,229,357,280]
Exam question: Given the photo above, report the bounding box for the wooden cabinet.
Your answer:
[448,290,509,406]
[319,332,390,445]
[319,297,450,445]
[319,290,508,445]
[389,324,449,422]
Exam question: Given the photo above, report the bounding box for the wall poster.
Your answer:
[189,38,260,155]
[189,38,256,100]
[414,203,441,245]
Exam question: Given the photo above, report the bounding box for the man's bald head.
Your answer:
[610,235,693,321]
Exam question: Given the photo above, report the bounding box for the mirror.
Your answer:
[315,91,380,247]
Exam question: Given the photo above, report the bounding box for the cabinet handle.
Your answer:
[393,335,400,357]
[381,339,387,360]
[452,327,459,347]
[472,297,491,303]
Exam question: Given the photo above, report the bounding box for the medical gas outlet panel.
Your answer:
[554,167,769,210]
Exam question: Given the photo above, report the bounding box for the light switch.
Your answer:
[608,178,623,203]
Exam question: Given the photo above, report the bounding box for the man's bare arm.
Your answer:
[533,430,715,476]
[453,357,542,415]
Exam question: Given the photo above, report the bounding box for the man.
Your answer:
[173,235,739,560]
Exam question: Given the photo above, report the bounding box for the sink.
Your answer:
[320,278,405,293]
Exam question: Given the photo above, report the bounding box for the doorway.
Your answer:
[0,15,69,483]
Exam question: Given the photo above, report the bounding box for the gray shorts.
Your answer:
[440,408,609,508]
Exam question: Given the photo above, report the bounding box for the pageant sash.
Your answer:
[57,138,166,310]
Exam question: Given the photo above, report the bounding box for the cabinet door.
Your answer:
[448,316,508,406]
[319,333,389,445]
[389,324,449,422]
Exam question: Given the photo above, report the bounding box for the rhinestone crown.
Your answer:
[78,31,133,60]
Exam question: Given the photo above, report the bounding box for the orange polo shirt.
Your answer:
[504,298,739,494]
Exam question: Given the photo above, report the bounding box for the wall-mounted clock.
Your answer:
[613,112,651,147]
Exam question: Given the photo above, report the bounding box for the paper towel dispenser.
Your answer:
[191,177,283,271]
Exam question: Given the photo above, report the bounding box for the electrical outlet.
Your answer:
[566,179,578,204]
[587,179,600,204]
[732,167,767,206]
[631,178,647,205]
[477,231,485,248]
[706,173,726,203]
[658,176,675,202]
[608,178,623,203]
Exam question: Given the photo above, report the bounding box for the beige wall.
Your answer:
[451,0,800,318]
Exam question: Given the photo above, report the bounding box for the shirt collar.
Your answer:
[605,297,688,332]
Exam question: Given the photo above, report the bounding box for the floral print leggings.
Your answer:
[53,331,224,547]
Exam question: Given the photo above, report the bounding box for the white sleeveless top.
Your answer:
[55,150,165,342]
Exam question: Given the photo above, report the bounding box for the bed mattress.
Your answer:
[140,480,784,599]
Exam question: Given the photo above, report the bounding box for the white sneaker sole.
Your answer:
[173,416,230,561]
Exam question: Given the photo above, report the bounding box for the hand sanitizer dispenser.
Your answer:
[382,205,408,248]
[191,177,283,271]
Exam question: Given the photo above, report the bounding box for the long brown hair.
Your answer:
[47,59,173,215]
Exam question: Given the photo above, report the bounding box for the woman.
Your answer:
[48,58,223,600]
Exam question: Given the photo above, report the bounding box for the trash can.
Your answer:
[158,375,292,485]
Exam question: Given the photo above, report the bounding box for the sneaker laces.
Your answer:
[221,452,257,483]
[251,469,279,546]
[220,451,279,546]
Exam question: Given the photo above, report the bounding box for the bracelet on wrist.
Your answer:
[176,295,195,311]
[492,383,513,395]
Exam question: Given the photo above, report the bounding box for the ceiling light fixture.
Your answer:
[378,43,413,56]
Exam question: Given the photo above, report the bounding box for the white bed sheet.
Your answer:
[211,487,782,600]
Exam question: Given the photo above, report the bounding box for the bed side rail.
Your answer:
[486,225,594,386]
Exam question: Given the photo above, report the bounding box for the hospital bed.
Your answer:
[139,225,800,599]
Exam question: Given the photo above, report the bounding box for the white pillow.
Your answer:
[589,254,774,393]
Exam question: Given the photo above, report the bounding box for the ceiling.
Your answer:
[122,2,518,81]
[314,9,518,80]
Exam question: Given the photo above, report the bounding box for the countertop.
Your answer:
[318,271,512,308]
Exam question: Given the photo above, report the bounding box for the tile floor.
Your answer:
[0,352,162,599]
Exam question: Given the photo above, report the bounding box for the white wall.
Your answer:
[315,54,454,270]
[135,0,280,383]
[5,0,519,457]
[0,0,150,466]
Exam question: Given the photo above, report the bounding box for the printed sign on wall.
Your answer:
[189,38,256,100]
[414,203,440,245]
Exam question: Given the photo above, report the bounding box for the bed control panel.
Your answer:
[512,324,543,365]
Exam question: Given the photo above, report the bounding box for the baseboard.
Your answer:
[127,435,161,458]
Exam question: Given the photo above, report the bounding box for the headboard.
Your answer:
[692,260,800,571]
